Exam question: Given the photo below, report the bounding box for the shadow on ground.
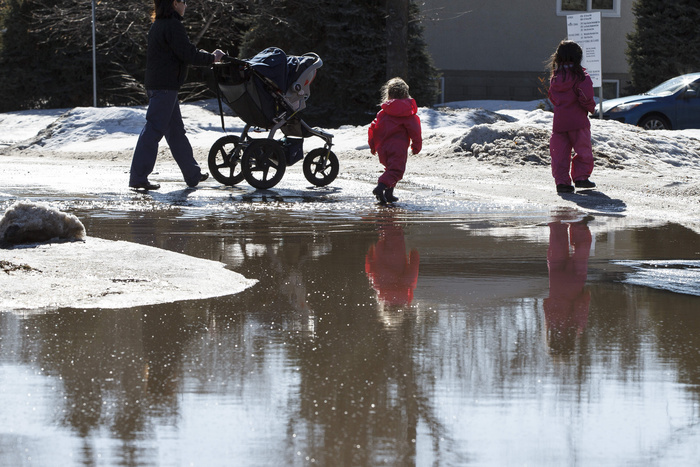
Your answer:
[559,189,627,213]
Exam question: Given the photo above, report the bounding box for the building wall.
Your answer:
[419,0,635,103]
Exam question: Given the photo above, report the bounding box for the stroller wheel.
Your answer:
[208,135,245,186]
[242,139,287,189]
[303,148,339,187]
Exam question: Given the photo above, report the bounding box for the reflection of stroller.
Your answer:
[209,47,338,189]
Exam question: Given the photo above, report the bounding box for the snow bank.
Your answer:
[10,104,234,152]
[1,237,258,310]
[424,108,700,171]
[0,200,86,245]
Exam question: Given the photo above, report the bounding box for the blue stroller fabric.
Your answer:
[214,48,320,130]
[248,47,318,94]
[247,47,290,92]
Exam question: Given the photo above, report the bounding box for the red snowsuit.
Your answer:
[544,221,591,351]
[548,66,596,186]
[365,222,420,306]
[368,98,422,187]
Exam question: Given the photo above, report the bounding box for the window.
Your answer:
[601,80,619,99]
[557,0,620,17]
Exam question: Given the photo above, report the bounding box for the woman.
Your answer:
[129,0,225,190]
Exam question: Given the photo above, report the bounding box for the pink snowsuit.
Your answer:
[544,221,591,351]
[548,66,596,186]
[365,222,420,306]
[368,98,422,187]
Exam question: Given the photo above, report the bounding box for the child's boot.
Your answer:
[574,179,596,189]
[384,186,398,203]
[373,183,388,204]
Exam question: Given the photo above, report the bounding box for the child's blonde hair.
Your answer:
[381,77,410,102]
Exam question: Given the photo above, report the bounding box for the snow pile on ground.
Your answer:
[591,120,700,170]
[4,98,700,174]
[4,104,232,152]
[445,118,553,167]
[0,199,257,311]
[0,200,86,245]
[423,106,700,171]
[0,108,65,146]
[1,237,258,310]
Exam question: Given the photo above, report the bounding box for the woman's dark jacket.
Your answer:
[144,14,214,90]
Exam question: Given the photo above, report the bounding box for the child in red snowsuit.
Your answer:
[548,40,597,193]
[544,219,591,353]
[368,77,422,204]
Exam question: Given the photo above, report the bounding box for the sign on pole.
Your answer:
[566,12,602,87]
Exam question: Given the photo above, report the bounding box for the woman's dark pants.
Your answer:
[130,90,202,187]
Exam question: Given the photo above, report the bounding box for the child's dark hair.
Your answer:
[548,40,586,82]
[381,77,410,102]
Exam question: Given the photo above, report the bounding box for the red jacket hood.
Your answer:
[381,98,418,117]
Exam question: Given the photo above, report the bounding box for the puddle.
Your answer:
[2,203,700,466]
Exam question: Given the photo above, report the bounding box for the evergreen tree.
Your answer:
[240,0,384,126]
[0,0,152,111]
[406,1,439,110]
[0,0,438,121]
[240,0,438,126]
[0,0,53,112]
[626,0,700,93]
[314,1,387,126]
[0,0,248,111]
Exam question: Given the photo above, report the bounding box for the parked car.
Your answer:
[597,72,700,130]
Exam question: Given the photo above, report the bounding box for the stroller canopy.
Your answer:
[214,47,322,129]
[247,47,320,96]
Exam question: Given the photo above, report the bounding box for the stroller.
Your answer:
[208,47,338,189]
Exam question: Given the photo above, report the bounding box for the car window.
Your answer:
[647,75,700,96]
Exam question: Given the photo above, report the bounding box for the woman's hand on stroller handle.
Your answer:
[213,49,225,62]
[219,55,249,67]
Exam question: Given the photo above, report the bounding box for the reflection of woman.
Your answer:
[129,0,224,190]
[544,220,591,352]
[365,222,420,306]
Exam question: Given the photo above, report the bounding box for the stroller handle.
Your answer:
[301,52,321,63]
[220,55,248,67]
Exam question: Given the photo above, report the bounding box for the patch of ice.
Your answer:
[615,260,700,296]
[0,237,257,311]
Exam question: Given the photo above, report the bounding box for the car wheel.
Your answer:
[638,114,670,130]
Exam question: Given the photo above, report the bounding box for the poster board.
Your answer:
[566,12,602,87]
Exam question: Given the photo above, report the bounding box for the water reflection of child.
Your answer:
[365,222,420,306]
[544,219,591,353]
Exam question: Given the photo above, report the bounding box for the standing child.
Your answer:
[368,77,422,204]
[548,40,597,193]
